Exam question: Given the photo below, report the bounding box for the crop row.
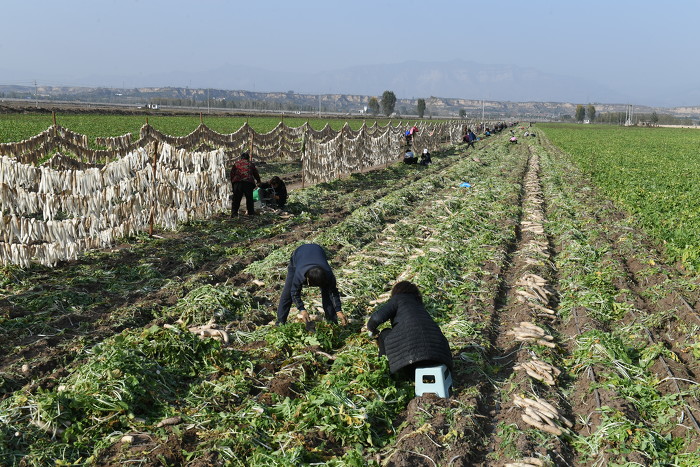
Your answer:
[452,132,700,466]
[540,123,700,271]
[536,134,700,465]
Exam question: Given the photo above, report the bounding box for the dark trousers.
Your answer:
[377,329,440,380]
[377,328,415,380]
[276,263,338,325]
[231,181,256,216]
[276,263,297,324]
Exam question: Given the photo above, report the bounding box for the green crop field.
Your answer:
[0,114,426,147]
[539,123,700,271]
[2,124,700,466]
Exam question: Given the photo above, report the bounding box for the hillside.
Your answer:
[3,84,700,121]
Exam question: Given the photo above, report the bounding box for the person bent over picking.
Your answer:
[276,243,347,326]
[366,281,453,379]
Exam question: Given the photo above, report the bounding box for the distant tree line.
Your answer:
[369,92,429,118]
[8,85,693,123]
[572,104,696,126]
[368,97,380,115]
[574,104,597,122]
[0,85,438,118]
[595,111,695,126]
[154,90,430,117]
[417,99,426,118]
[148,97,319,112]
[381,91,397,116]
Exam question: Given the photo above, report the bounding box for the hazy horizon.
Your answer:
[2,0,699,107]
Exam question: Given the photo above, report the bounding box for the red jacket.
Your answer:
[230,158,261,184]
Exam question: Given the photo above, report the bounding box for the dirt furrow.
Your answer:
[460,140,577,466]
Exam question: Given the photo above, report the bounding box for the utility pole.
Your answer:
[625,104,634,126]
[34,80,38,108]
[481,99,485,130]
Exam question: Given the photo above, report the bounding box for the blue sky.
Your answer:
[2,0,698,106]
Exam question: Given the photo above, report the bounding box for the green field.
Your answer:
[0,114,426,146]
[2,123,700,465]
[539,123,700,271]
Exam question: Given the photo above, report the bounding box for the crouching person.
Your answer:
[403,148,418,164]
[366,281,453,379]
[276,243,347,326]
[269,176,288,208]
[259,176,288,208]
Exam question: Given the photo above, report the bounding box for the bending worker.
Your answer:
[277,243,347,326]
[366,281,453,379]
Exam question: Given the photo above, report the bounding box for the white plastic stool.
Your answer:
[414,364,452,398]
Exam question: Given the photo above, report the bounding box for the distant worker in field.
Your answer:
[270,176,288,208]
[465,128,477,149]
[277,243,347,326]
[230,151,262,217]
[259,176,288,208]
[419,148,432,166]
[403,148,418,164]
[366,281,453,379]
[405,125,419,145]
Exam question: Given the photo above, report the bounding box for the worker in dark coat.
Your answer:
[230,151,262,217]
[269,176,288,208]
[258,176,288,208]
[366,281,452,378]
[419,148,432,166]
[276,243,347,326]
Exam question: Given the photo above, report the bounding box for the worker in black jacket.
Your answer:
[366,281,453,378]
[276,243,347,326]
[269,176,288,208]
